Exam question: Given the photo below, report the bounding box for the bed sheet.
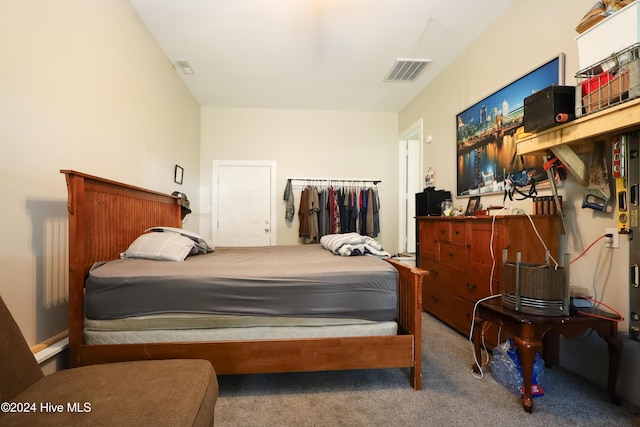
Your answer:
[85,244,398,322]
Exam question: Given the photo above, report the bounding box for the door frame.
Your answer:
[212,160,277,245]
[397,119,424,254]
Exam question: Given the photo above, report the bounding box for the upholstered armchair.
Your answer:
[0,296,218,426]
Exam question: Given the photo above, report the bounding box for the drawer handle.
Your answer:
[431,296,439,303]
[454,230,460,235]
[466,282,477,291]
[430,269,439,277]
[448,252,453,257]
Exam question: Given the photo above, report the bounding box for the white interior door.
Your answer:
[213,161,276,246]
[398,121,424,254]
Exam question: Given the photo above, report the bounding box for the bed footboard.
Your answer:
[385,258,426,389]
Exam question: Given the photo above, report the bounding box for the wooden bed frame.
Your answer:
[61,170,426,389]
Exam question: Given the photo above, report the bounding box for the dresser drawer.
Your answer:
[453,272,497,301]
[421,260,453,318]
[450,221,466,244]
[422,281,451,320]
[439,241,467,267]
[450,296,474,335]
[417,219,439,262]
[423,285,451,320]
[421,260,453,287]
[435,222,451,241]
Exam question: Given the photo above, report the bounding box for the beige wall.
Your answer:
[399,0,639,406]
[199,107,399,251]
[0,0,200,346]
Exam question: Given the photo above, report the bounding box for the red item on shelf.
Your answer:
[581,71,614,96]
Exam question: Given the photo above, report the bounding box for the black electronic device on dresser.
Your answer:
[415,188,451,217]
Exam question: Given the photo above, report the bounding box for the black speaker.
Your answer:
[415,189,451,217]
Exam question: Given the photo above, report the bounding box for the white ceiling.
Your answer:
[130,0,517,112]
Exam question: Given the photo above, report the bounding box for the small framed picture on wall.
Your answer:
[174,165,184,185]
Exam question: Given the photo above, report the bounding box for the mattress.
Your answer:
[84,313,398,344]
[85,244,398,322]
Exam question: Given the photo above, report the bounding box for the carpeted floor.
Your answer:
[214,313,640,426]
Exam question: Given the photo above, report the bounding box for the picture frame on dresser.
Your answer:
[455,53,565,197]
[465,196,481,216]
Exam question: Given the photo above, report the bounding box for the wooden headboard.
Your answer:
[61,170,182,350]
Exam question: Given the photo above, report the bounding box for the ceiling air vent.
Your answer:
[175,60,195,75]
[384,58,431,82]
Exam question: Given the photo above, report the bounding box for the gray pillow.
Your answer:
[120,232,195,261]
[145,226,215,254]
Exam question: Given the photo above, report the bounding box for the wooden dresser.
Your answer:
[416,215,559,336]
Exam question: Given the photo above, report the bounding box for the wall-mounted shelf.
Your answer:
[516,98,640,186]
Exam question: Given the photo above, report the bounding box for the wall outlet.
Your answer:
[605,227,619,248]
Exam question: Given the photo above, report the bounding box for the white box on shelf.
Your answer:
[576,2,640,70]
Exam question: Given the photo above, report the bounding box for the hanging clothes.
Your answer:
[283,179,295,222]
[290,179,381,243]
[338,187,349,233]
[298,187,310,239]
[339,186,358,233]
[318,188,330,238]
[349,187,359,233]
[329,187,341,234]
[359,188,368,235]
[372,186,380,237]
[306,186,320,244]
[366,187,380,237]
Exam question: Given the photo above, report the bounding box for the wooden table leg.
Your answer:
[605,335,623,404]
[514,336,542,413]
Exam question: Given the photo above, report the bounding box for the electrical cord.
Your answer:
[569,233,615,312]
[493,208,559,268]
[592,238,612,308]
[570,234,606,264]
[469,294,502,379]
[468,214,504,379]
[489,215,497,294]
[524,212,559,268]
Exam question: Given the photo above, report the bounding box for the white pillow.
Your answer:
[120,232,195,262]
[145,226,215,254]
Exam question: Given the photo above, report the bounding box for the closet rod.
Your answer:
[288,177,381,185]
